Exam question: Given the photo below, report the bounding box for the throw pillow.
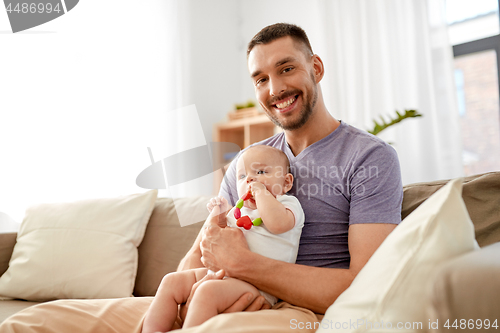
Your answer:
[0,190,157,301]
[318,178,479,332]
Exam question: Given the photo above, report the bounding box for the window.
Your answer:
[447,0,500,175]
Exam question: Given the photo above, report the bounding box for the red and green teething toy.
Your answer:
[234,191,262,229]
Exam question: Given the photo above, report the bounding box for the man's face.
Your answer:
[248,36,318,131]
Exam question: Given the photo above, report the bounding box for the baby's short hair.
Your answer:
[244,145,290,173]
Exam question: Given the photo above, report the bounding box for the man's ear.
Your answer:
[312,54,324,82]
[283,173,294,193]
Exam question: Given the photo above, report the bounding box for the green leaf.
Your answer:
[368,109,422,136]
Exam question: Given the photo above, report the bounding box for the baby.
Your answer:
[141,145,304,332]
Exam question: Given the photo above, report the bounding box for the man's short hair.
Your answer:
[247,23,313,58]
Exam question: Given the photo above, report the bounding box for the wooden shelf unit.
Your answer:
[214,114,280,148]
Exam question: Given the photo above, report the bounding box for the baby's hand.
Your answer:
[248,182,268,197]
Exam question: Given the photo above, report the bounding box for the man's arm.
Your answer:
[200,222,396,314]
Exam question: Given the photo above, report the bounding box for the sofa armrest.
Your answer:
[402,172,500,247]
[428,242,500,331]
[0,233,16,277]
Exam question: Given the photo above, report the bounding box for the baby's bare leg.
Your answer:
[183,277,261,328]
[141,268,208,333]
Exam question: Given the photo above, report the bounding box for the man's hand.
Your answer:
[200,223,250,276]
[180,269,225,320]
[224,294,272,313]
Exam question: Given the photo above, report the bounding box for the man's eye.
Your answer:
[282,67,293,73]
[256,78,267,85]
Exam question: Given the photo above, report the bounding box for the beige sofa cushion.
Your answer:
[134,196,210,297]
[0,190,157,301]
[402,171,500,247]
[0,297,153,333]
[0,300,41,325]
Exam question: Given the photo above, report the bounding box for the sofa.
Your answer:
[0,172,499,332]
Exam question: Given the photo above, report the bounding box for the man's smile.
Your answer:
[272,94,299,113]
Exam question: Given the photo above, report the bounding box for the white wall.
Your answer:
[180,0,243,141]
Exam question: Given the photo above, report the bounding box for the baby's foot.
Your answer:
[207,196,229,228]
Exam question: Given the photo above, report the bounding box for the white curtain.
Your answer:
[315,0,463,185]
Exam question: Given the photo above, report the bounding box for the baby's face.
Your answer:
[236,147,290,209]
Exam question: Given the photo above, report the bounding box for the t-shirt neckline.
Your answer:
[284,120,345,162]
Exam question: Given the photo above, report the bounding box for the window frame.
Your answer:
[452,0,500,98]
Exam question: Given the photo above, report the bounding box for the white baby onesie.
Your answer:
[225,194,305,305]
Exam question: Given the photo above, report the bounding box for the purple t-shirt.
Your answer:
[219,121,403,269]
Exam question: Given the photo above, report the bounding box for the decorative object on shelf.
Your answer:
[228,100,262,120]
[235,100,256,109]
[368,109,422,136]
[227,107,261,120]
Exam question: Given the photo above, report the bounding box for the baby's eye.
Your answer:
[257,170,266,175]
[238,174,246,179]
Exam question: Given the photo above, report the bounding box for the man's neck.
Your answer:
[285,105,340,156]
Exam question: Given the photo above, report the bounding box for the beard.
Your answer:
[264,71,318,131]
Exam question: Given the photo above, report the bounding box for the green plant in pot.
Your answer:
[235,100,256,110]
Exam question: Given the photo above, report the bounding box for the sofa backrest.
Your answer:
[402,171,500,248]
[0,233,16,278]
[134,196,210,297]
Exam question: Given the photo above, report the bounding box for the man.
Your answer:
[178,22,402,327]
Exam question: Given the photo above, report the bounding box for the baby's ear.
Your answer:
[283,173,294,193]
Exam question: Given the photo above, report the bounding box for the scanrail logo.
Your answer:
[3,0,78,33]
